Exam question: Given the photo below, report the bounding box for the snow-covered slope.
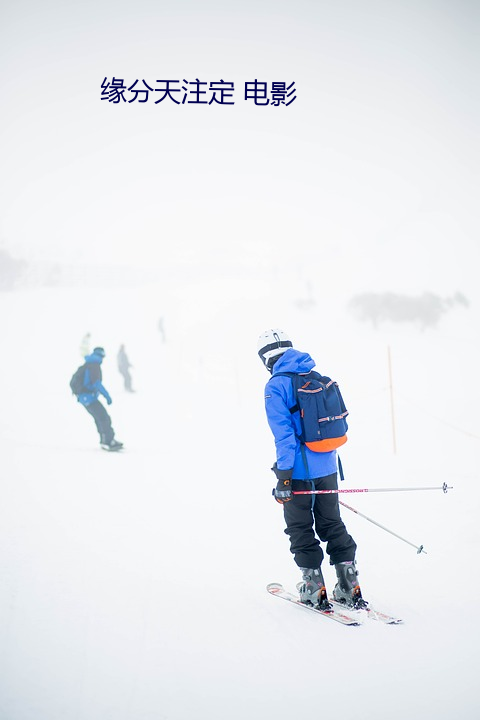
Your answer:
[0,276,478,720]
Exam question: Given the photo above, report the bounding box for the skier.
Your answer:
[75,346,123,451]
[158,316,166,343]
[117,344,134,392]
[80,332,91,358]
[258,329,366,610]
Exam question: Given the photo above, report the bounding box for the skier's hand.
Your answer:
[105,395,112,405]
[273,478,293,504]
[271,465,293,503]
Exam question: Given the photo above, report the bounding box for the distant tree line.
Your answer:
[348,291,469,329]
[0,248,27,291]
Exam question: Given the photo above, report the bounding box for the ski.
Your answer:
[328,598,403,625]
[267,583,361,626]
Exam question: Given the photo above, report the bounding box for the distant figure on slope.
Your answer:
[70,346,123,452]
[80,332,91,358]
[257,328,367,611]
[117,344,134,392]
[158,316,166,343]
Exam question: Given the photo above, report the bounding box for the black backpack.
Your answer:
[70,364,87,395]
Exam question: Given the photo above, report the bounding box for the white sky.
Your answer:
[1,1,479,297]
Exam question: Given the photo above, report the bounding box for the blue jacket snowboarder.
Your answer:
[75,347,123,451]
[258,328,366,610]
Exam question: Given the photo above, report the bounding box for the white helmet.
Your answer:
[257,328,293,370]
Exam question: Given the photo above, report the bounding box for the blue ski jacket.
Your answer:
[264,348,337,480]
[77,351,112,407]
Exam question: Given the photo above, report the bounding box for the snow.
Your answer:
[1,278,478,720]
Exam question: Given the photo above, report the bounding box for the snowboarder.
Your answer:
[117,344,134,392]
[258,328,366,610]
[74,346,123,451]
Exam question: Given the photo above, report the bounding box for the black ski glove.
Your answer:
[271,464,293,504]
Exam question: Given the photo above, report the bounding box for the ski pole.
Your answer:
[338,499,427,554]
[292,482,452,496]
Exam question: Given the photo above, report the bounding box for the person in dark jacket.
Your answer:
[258,328,366,610]
[117,344,134,392]
[77,347,123,451]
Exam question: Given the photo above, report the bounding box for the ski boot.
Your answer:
[297,568,332,611]
[333,561,368,609]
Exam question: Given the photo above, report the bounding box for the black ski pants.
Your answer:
[283,472,356,569]
[83,400,114,444]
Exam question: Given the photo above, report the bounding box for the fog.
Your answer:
[1,0,478,297]
[1,2,479,719]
